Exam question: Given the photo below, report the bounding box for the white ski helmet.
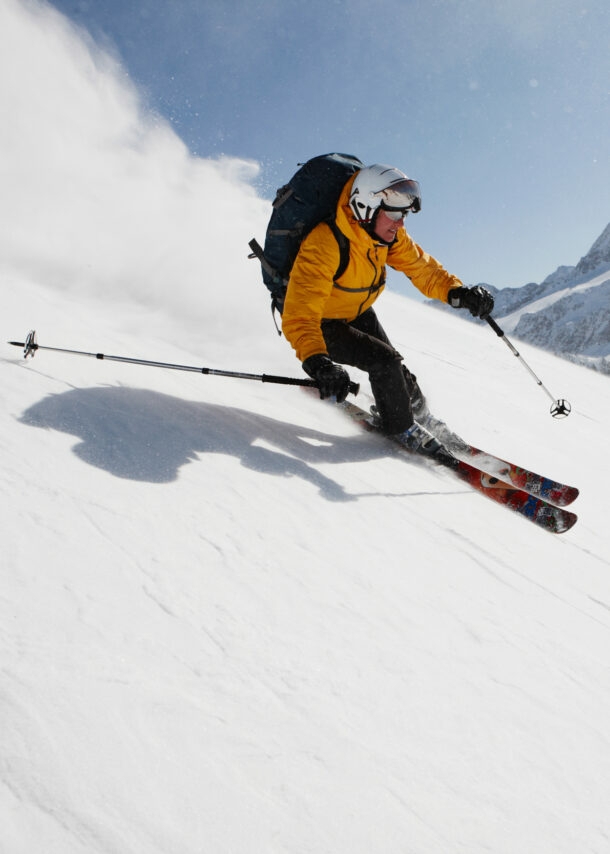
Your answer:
[349,164,421,224]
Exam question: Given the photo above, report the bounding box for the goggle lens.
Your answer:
[383,208,408,221]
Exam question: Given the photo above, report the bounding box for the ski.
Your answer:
[334,398,578,534]
[420,414,579,507]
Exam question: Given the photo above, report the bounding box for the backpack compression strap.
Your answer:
[248,221,350,294]
[248,238,281,285]
[248,221,351,336]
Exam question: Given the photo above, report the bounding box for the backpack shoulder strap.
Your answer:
[325,218,351,282]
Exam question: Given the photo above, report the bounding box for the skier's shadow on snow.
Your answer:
[19,384,413,503]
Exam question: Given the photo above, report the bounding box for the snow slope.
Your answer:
[2,2,610,852]
[3,275,610,854]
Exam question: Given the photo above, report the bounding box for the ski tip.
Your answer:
[548,485,579,507]
[551,510,578,534]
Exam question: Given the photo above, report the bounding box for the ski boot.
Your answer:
[399,422,458,467]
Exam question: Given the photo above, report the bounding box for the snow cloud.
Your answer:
[0,0,270,339]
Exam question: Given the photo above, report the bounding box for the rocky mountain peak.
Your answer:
[575,222,610,276]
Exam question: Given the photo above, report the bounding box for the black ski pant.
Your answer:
[321,308,421,435]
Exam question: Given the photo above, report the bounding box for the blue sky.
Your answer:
[47,0,609,289]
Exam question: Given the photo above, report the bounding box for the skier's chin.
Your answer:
[375,231,397,245]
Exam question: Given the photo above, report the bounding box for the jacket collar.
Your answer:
[336,174,366,241]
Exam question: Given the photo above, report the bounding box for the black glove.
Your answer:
[448,285,494,318]
[302,354,351,403]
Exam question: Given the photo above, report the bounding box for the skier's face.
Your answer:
[373,208,405,243]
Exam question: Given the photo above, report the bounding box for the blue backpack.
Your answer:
[248,153,364,327]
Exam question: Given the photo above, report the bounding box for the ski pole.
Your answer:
[8,330,360,396]
[484,316,570,418]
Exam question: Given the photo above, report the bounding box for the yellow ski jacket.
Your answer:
[282,173,463,362]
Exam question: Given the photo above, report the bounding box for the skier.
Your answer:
[281,163,494,458]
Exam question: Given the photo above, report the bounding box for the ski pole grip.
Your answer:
[302,377,361,396]
[309,378,361,396]
[485,315,504,338]
[260,375,359,396]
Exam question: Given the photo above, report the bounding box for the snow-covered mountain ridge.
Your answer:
[480,222,610,374]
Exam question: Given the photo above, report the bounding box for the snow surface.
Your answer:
[2,1,610,852]
[4,276,610,854]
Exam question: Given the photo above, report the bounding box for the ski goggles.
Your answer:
[381,208,410,221]
[379,178,422,215]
